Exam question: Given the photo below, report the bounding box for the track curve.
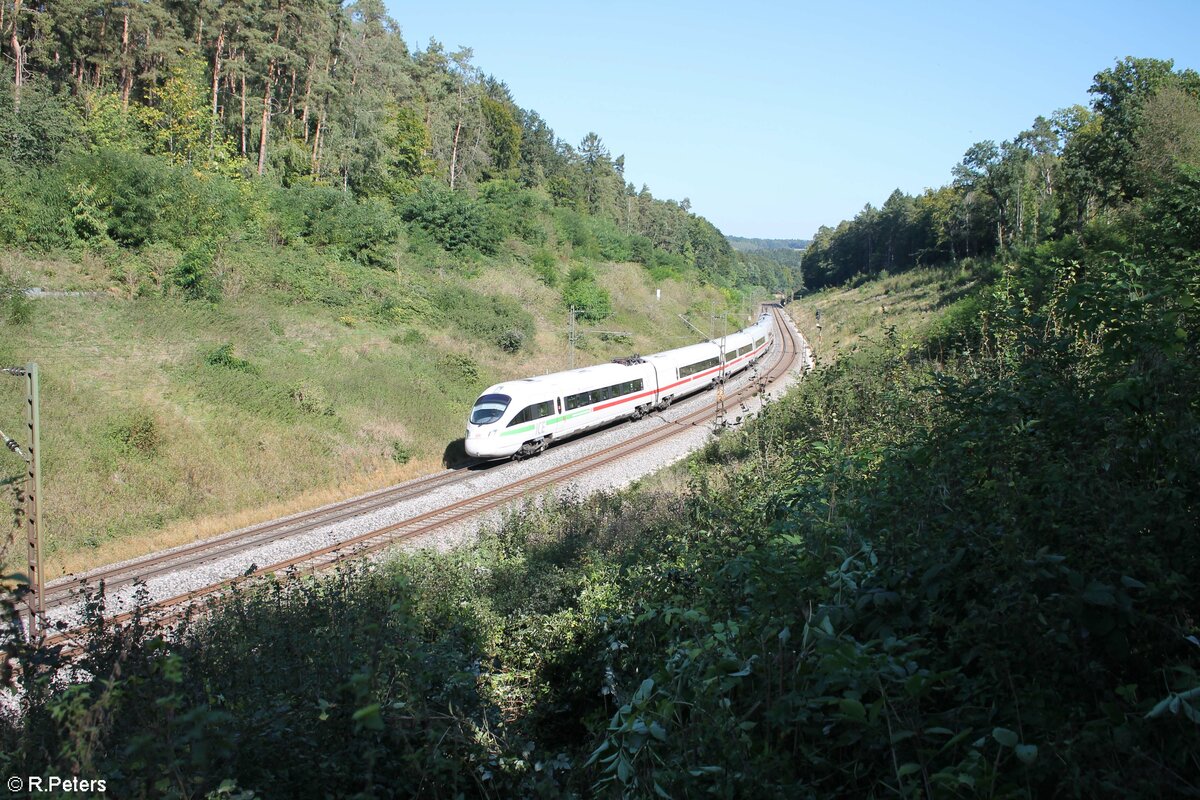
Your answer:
[36,306,806,643]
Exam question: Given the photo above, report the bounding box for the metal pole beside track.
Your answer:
[2,363,42,634]
[25,362,43,628]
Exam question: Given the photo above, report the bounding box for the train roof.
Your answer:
[643,340,720,366]
[483,360,650,398]
[476,313,775,399]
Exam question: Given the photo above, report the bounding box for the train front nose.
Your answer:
[464,426,487,457]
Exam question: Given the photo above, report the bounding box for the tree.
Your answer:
[480,95,521,180]
[1132,83,1200,192]
[382,103,434,197]
[578,131,618,217]
[137,58,228,169]
[1085,56,1199,203]
[953,140,1007,251]
[251,0,302,176]
[7,0,24,112]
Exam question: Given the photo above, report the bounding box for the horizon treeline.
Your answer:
[801,56,1200,289]
[0,0,795,291]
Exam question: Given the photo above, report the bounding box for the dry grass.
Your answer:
[787,265,983,364]
[47,455,438,578]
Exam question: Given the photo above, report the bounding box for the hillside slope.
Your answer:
[0,240,749,575]
[0,0,805,575]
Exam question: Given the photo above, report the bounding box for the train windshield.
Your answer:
[470,393,511,425]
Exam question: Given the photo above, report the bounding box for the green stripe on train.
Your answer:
[547,410,591,425]
[500,424,536,437]
[502,409,592,436]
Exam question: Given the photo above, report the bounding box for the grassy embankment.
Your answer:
[786,262,987,362]
[0,247,742,577]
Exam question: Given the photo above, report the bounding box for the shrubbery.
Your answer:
[563,263,612,321]
[399,180,503,255]
[269,184,398,267]
[4,220,1198,795]
[434,285,535,352]
[478,179,547,244]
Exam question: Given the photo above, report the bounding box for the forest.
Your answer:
[0,0,799,296]
[800,57,1200,291]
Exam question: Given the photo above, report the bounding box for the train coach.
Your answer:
[465,312,776,460]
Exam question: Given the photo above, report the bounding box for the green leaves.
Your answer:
[399,179,502,255]
[351,703,384,732]
[991,727,1019,748]
[1145,687,1200,724]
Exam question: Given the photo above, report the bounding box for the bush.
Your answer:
[563,268,612,321]
[0,78,82,168]
[204,343,256,373]
[478,179,546,244]
[106,411,161,456]
[0,270,34,325]
[171,240,220,301]
[434,285,535,351]
[269,185,399,267]
[531,248,559,286]
[555,208,598,258]
[0,161,78,251]
[399,179,502,255]
[65,149,248,250]
[390,441,413,464]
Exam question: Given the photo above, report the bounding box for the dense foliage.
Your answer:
[0,0,791,294]
[802,57,1200,290]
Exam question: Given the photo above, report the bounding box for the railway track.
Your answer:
[40,465,484,610]
[36,307,803,643]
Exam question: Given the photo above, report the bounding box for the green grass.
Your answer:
[0,249,742,575]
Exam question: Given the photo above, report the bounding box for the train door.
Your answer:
[532,399,556,439]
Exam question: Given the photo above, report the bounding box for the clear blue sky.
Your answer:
[383,0,1199,240]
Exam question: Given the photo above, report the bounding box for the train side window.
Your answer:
[508,401,554,427]
[755,337,765,348]
[678,356,719,378]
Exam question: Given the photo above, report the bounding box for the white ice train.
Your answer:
[465,311,776,460]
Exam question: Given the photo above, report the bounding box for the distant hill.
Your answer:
[727,237,811,252]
